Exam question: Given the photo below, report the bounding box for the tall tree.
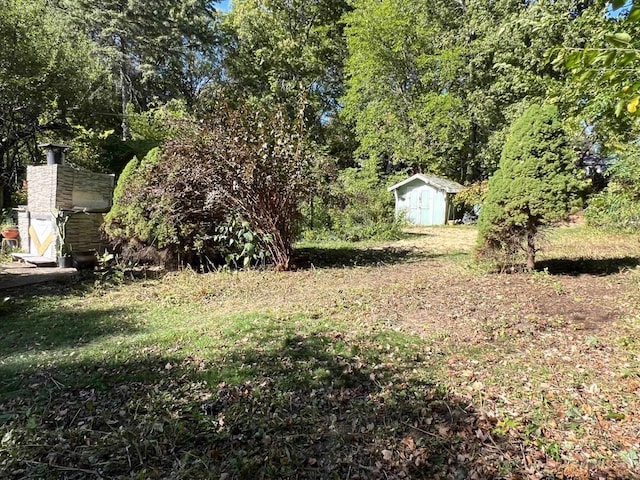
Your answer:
[62,0,221,139]
[342,0,602,182]
[220,0,350,135]
[0,0,106,207]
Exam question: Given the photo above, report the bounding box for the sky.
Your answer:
[215,0,231,12]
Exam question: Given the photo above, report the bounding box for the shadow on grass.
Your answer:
[2,331,633,478]
[537,256,640,275]
[0,331,526,480]
[294,245,431,269]
[0,302,143,360]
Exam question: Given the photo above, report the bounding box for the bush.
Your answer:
[332,163,405,241]
[453,181,488,213]
[301,158,405,242]
[104,101,314,271]
[585,152,640,231]
[477,104,583,270]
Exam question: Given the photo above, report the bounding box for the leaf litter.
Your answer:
[0,227,639,479]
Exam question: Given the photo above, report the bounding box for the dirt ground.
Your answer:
[2,225,640,479]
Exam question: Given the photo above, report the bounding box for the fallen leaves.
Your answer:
[1,227,640,478]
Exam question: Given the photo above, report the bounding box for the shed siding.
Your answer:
[395,180,450,226]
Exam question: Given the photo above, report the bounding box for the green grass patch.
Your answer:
[1,228,639,478]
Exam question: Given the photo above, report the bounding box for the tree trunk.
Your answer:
[120,65,130,141]
[526,230,536,271]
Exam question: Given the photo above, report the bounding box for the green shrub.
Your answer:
[302,159,405,242]
[585,152,640,231]
[211,216,270,269]
[453,181,488,212]
[103,102,310,270]
[104,147,185,265]
[477,104,583,270]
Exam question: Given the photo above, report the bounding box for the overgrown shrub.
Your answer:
[585,152,640,231]
[301,159,405,242]
[453,181,488,213]
[477,104,583,270]
[331,161,405,241]
[104,102,314,270]
[104,147,183,265]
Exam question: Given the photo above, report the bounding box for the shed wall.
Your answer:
[395,181,450,226]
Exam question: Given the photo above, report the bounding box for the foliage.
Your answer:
[63,0,220,138]
[212,216,270,269]
[221,0,350,133]
[165,102,315,270]
[477,104,583,270]
[103,147,187,265]
[105,102,312,270]
[558,1,640,120]
[341,0,593,183]
[103,153,141,239]
[585,151,640,231]
[453,181,489,212]
[0,0,107,207]
[0,209,15,229]
[67,126,115,172]
[327,160,405,242]
[127,100,192,144]
[68,101,193,176]
[52,209,72,257]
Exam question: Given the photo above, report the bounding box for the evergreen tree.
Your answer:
[477,104,582,270]
[62,0,220,139]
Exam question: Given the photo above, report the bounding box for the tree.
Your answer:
[342,0,466,176]
[342,0,604,183]
[219,0,350,136]
[0,0,107,207]
[477,104,583,270]
[62,0,220,139]
[585,150,640,230]
[558,1,640,120]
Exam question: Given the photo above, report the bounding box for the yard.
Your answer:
[1,226,639,479]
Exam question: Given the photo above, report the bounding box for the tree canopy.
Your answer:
[0,0,106,205]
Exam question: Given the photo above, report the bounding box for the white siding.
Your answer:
[395,180,450,226]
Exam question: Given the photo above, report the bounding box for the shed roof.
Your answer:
[387,174,465,194]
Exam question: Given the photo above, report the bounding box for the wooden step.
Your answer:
[11,253,57,267]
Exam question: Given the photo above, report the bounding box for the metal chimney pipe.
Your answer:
[38,143,73,165]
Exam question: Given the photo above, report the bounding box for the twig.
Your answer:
[401,421,441,438]
[69,408,82,426]
[26,461,101,476]
[48,375,65,389]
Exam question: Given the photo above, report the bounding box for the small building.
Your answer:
[15,164,114,264]
[388,174,464,226]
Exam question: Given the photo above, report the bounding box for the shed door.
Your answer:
[431,191,446,225]
[419,189,433,225]
[407,190,420,224]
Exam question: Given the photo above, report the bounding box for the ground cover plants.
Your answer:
[1,226,639,479]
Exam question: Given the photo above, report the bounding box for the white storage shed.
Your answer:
[388,174,464,226]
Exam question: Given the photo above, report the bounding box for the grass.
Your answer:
[1,226,639,479]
